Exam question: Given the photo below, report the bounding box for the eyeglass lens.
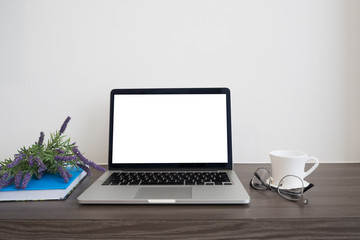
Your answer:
[278,175,304,201]
[251,168,270,190]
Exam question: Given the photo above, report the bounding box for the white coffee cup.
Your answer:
[269,150,319,186]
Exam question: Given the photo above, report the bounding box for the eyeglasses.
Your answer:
[250,168,314,204]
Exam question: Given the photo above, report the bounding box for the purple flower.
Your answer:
[72,147,106,172]
[35,157,47,172]
[55,149,65,154]
[36,171,44,180]
[0,176,14,190]
[21,172,32,189]
[59,116,71,135]
[14,152,23,158]
[38,132,45,145]
[76,163,92,176]
[66,171,72,179]
[28,155,35,167]
[7,154,25,169]
[90,163,106,172]
[0,174,7,189]
[1,172,9,181]
[14,170,23,189]
[54,155,77,162]
[57,166,69,183]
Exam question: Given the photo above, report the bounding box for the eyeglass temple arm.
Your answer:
[304,183,314,193]
[252,172,271,189]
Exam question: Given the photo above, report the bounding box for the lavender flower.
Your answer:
[35,157,47,172]
[0,173,8,189]
[57,166,69,183]
[7,154,25,169]
[20,172,32,189]
[38,131,45,145]
[54,155,77,162]
[72,147,106,172]
[92,163,106,172]
[55,148,65,154]
[14,170,23,189]
[76,163,92,176]
[66,171,72,179]
[0,176,14,190]
[1,172,9,181]
[59,116,71,135]
[14,152,23,158]
[36,171,44,180]
[28,155,34,167]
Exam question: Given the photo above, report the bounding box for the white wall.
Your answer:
[1,0,359,164]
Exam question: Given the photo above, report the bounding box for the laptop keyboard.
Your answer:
[102,171,232,186]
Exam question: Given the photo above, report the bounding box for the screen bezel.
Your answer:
[108,88,233,170]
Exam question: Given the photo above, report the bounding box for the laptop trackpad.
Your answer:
[135,187,192,199]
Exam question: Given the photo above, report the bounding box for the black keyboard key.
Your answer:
[102,171,232,186]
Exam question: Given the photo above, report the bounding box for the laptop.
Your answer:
[77,88,250,204]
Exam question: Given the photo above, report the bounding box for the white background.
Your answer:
[112,94,228,163]
[0,0,359,164]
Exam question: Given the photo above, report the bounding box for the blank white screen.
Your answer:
[112,94,228,163]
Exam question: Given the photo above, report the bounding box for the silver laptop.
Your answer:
[78,88,250,204]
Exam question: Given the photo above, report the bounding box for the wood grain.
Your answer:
[1,219,360,240]
[1,163,360,239]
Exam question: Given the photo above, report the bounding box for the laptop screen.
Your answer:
[108,88,232,170]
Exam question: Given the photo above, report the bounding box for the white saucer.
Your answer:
[268,177,310,189]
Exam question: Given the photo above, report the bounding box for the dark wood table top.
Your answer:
[1,163,360,239]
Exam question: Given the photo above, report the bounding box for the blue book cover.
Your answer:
[0,167,87,201]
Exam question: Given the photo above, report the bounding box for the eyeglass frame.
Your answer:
[249,167,314,204]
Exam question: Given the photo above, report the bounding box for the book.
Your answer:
[0,167,87,202]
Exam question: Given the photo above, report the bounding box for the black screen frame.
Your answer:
[108,88,233,170]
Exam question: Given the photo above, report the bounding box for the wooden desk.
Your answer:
[1,164,360,239]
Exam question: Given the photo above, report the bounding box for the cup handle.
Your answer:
[304,157,319,178]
